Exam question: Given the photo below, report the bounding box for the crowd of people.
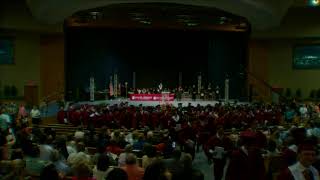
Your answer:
[1,100,320,179]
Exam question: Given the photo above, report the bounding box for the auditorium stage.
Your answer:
[67,98,247,107]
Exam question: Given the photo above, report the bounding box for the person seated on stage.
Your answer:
[200,89,205,100]
[214,86,220,100]
[278,139,319,180]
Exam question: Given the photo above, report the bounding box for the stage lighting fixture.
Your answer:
[309,0,319,6]
[89,11,101,20]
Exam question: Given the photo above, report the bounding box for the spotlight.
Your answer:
[89,11,101,20]
[309,0,319,6]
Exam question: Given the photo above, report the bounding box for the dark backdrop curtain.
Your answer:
[207,33,248,99]
[65,28,248,101]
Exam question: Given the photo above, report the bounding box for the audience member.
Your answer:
[106,168,128,180]
[121,153,144,180]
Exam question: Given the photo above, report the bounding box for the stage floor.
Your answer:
[42,98,247,118]
[68,98,246,107]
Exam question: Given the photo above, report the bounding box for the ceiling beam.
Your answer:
[25,0,294,30]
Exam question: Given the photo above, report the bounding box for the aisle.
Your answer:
[192,147,229,180]
[192,148,214,180]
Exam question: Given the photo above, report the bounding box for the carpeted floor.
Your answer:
[193,148,214,180]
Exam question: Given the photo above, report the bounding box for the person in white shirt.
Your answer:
[299,104,309,121]
[0,107,11,131]
[30,105,41,125]
[278,141,319,180]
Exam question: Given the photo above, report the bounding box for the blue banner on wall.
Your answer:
[293,45,320,69]
[0,38,14,64]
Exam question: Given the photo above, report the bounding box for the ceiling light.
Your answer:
[89,11,101,20]
[220,16,227,21]
[186,22,198,26]
[309,0,319,6]
[139,20,151,25]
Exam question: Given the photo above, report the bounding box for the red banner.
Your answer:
[129,94,175,101]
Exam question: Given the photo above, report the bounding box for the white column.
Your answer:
[198,73,202,94]
[89,77,95,101]
[114,73,118,97]
[224,78,229,103]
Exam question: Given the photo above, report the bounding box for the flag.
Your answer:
[109,76,113,96]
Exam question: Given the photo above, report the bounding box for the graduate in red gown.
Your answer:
[80,107,89,126]
[57,106,66,124]
[226,131,266,180]
[205,126,233,180]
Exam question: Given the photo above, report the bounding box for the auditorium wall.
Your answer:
[267,39,320,99]
[0,32,41,98]
[248,40,270,100]
[249,39,320,99]
[40,35,65,99]
[0,33,65,102]
[251,7,320,99]
[0,0,64,103]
